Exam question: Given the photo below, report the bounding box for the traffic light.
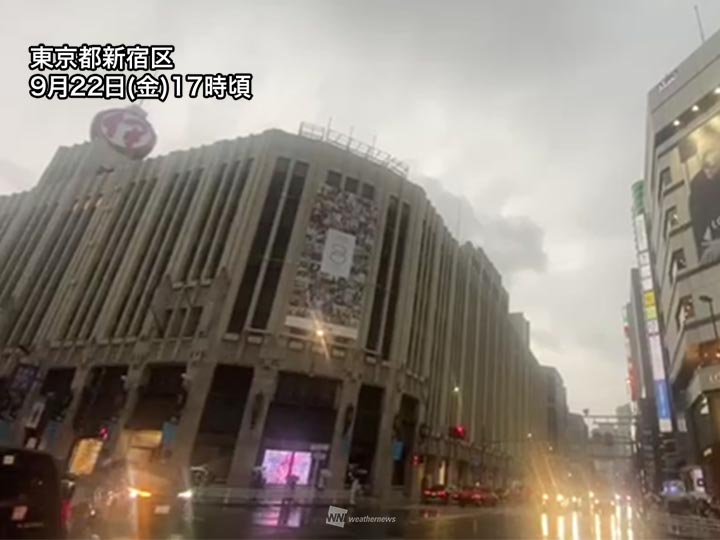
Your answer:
[449,425,467,440]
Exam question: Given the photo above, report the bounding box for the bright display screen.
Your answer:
[261,449,312,485]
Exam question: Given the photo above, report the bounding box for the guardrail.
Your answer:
[650,512,720,538]
[192,486,354,507]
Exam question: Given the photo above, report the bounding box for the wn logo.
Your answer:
[326,505,348,528]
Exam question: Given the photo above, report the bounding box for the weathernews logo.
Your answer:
[325,506,397,528]
[326,505,348,528]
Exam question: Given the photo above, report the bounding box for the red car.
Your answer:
[422,484,451,504]
[455,485,500,507]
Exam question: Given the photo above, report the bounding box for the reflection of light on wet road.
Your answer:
[557,515,565,540]
[610,514,618,540]
[252,506,302,528]
[541,512,549,538]
[594,513,602,540]
[571,512,580,540]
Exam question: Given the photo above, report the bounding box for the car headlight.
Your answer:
[128,487,152,499]
[177,489,193,500]
[556,494,564,503]
[543,493,549,501]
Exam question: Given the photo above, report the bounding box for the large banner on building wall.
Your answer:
[675,116,720,266]
[285,182,378,339]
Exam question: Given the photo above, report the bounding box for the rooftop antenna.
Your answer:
[455,196,463,244]
[325,117,333,141]
[694,4,706,43]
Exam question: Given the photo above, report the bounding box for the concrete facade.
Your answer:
[0,113,549,499]
[643,28,720,495]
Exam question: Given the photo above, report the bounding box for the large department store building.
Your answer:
[0,107,549,499]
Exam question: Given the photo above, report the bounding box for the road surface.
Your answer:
[158,501,660,539]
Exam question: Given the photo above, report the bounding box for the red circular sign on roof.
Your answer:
[90,107,157,160]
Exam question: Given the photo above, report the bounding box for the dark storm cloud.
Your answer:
[417,176,548,275]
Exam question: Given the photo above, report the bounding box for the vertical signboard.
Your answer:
[631,180,673,432]
[286,181,378,339]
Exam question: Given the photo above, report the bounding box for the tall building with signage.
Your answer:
[625,268,662,492]
[642,27,720,495]
[0,107,550,499]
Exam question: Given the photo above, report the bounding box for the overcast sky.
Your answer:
[1,1,719,415]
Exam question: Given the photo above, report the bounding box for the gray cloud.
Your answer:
[4,0,720,414]
[0,160,36,193]
[416,176,548,276]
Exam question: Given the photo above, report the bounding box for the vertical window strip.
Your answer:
[181,162,227,282]
[80,178,156,340]
[131,170,201,337]
[381,202,410,359]
[227,157,290,333]
[25,196,101,344]
[61,183,136,340]
[189,162,235,281]
[205,159,252,280]
[250,161,308,330]
[111,177,177,338]
[366,196,398,351]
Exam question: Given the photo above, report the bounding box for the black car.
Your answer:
[0,446,67,539]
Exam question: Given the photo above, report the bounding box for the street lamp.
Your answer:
[453,386,460,393]
[527,432,533,439]
[699,295,719,342]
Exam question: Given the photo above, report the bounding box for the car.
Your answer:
[540,492,570,513]
[455,485,499,507]
[422,484,451,504]
[0,446,67,539]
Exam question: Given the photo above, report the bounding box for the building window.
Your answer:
[326,171,341,189]
[669,249,687,283]
[361,183,375,200]
[663,206,679,238]
[676,296,695,330]
[658,167,672,201]
[345,177,359,194]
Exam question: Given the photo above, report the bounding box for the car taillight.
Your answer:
[440,491,447,497]
[423,490,431,495]
[61,501,72,529]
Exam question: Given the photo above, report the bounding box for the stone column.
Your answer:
[51,365,91,461]
[369,374,402,500]
[226,365,277,486]
[169,357,215,469]
[327,376,361,490]
[109,362,143,460]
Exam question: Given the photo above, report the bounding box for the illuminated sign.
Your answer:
[632,189,673,433]
[90,107,156,159]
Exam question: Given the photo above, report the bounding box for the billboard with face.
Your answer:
[285,181,378,339]
[676,116,720,266]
